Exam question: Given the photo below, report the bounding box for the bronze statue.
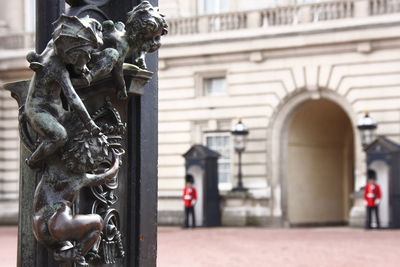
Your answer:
[85,1,168,99]
[32,118,122,266]
[3,1,167,266]
[22,14,121,266]
[24,15,103,168]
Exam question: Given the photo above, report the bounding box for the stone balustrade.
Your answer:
[168,16,199,35]
[370,0,400,15]
[260,6,300,27]
[207,11,248,32]
[167,0,400,36]
[310,0,354,21]
[3,1,398,42]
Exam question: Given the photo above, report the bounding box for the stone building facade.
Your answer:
[1,0,400,227]
[0,0,34,223]
[157,0,400,227]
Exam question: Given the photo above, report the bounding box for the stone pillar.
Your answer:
[298,5,312,23]
[247,10,262,29]
[354,0,370,18]
[198,16,209,34]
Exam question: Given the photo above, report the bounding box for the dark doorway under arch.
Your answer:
[286,99,354,225]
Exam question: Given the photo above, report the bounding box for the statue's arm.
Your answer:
[58,73,100,133]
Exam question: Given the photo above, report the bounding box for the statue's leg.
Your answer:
[134,50,147,69]
[48,204,103,258]
[73,214,104,256]
[33,211,70,251]
[89,48,119,81]
[25,110,67,167]
[111,61,128,99]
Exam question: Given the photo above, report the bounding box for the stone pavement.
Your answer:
[158,227,400,267]
[0,227,17,267]
[2,226,400,266]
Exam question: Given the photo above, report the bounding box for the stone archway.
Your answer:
[268,90,364,226]
[286,99,354,225]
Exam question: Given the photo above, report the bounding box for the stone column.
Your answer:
[247,10,262,29]
[298,5,312,23]
[198,16,209,34]
[354,0,370,18]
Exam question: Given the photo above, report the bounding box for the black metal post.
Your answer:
[237,151,243,188]
[231,118,248,192]
[233,151,246,191]
[14,0,160,266]
[36,0,65,53]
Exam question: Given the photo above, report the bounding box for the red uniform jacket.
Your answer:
[364,183,381,207]
[183,187,197,207]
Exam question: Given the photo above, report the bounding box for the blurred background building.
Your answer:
[157,0,400,227]
[0,0,34,223]
[1,0,400,227]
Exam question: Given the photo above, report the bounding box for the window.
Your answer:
[204,132,232,189]
[204,77,226,96]
[203,0,229,14]
[194,71,227,97]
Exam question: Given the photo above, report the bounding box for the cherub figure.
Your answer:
[87,1,168,99]
[32,111,123,266]
[15,15,122,267]
[24,15,103,167]
[9,13,129,266]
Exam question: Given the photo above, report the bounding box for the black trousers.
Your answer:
[366,206,380,229]
[184,206,196,228]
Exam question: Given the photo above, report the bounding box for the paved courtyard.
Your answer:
[0,227,17,267]
[1,226,400,266]
[158,227,400,267]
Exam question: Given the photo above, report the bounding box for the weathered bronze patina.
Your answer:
[4,1,167,266]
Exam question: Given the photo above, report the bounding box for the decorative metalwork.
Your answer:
[86,99,126,264]
[3,1,167,266]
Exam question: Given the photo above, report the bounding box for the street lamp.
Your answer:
[231,117,249,191]
[357,111,377,149]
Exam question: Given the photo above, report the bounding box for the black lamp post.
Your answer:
[357,111,377,149]
[231,117,249,191]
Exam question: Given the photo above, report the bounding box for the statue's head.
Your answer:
[125,1,168,53]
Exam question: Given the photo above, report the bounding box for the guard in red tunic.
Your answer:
[364,169,381,229]
[183,174,197,228]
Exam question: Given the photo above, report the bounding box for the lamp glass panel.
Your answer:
[234,134,246,152]
[361,128,376,147]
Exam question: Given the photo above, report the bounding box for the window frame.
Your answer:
[203,131,233,191]
[195,70,228,97]
[200,0,229,15]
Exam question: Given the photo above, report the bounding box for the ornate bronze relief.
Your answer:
[4,1,167,266]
